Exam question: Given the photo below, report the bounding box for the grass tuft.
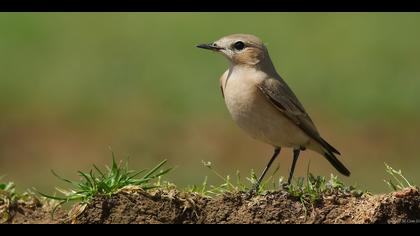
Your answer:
[185,161,281,196]
[0,180,17,223]
[1,178,41,223]
[287,174,363,205]
[39,153,172,207]
[0,181,17,202]
[186,160,364,204]
[384,163,414,191]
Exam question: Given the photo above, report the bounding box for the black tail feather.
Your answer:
[323,151,350,176]
[320,137,341,155]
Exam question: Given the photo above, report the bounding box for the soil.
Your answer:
[1,197,66,224]
[2,187,420,224]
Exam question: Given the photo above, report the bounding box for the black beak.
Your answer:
[196,43,223,51]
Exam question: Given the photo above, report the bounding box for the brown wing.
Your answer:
[256,77,340,155]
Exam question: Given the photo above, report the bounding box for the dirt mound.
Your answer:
[1,198,65,224]
[72,187,420,224]
[2,188,419,224]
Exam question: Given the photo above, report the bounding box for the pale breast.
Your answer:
[220,68,310,148]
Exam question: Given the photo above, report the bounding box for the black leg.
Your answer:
[250,147,281,193]
[287,149,300,185]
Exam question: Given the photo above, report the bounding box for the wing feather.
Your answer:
[256,78,340,155]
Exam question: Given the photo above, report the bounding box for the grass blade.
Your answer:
[143,159,168,179]
[51,170,74,185]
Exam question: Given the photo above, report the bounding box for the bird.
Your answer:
[196,34,350,192]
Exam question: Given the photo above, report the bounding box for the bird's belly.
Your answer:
[224,80,310,148]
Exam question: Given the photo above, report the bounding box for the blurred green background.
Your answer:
[0,13,419,194]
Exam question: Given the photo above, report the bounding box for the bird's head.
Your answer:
[197,34,269,66]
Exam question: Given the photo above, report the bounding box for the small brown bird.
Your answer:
[197,34,350,191]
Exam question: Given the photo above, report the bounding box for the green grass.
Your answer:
[14,159,416,209]
[184,161,367,215]
[0,180,16,223]
[384,163,415,191]
[39,153,172,206]
[187,162,415,207]
[287,174,364,204]
[185,160,284,196]
[186,160,364,203]
[3,158,417,221]
[0,180,17,203]
[41,155,363,207]
[0,178,40,223]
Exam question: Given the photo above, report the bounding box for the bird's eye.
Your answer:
[233,41,245,50]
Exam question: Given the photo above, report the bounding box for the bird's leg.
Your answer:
[287,149,300,185]
[249,147,281,194]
